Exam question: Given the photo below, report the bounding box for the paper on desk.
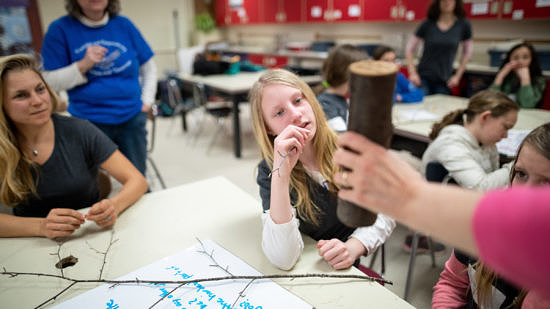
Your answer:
[54,239,312,309]
[496,129,531,157]
[396,110,438,122]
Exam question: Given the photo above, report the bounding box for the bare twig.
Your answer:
[53,241,64,277]
[268,147,296,178]
[232,278,256,309]
[148,282,186,309]
[196,237,233,276]
[86,230,118,280]
[1,270,393,285]
[35,281,77,309]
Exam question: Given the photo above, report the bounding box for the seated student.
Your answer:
[490,43,546,109]
[0,54,148,238]
[432,122,550,308]
[316,44,369,132]
[249,69,395,271]
[372,45,424,103]
[422,89,519,191]
[406,89,519,253]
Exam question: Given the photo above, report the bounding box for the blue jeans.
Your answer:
[92,111,148,176]
[420,78,451,96]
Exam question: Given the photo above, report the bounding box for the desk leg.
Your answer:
[232,96,241,158]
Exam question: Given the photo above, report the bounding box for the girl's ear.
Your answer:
[478,110,492,123]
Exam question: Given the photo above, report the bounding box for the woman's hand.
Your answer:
[77,45,108,74]
[86,199,118,227]
[317,238,363,270]
[408,72,421,87]
[40,208,85,239]
[272,125,311,178]
[333,132,424,219]
[447,74,461,89]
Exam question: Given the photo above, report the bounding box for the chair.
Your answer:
[403,161,454,301]
[146,103,167,190]
[164,77,198,132]
[367,244,387,277]
[191,82,232,153]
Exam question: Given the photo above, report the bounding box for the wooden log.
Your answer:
[337,60,397,227]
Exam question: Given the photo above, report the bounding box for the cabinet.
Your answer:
[500,0,550,19]
[306,0,330,22]
[363,0,426,22]
[248,54,288,68]
[263,0,304,23]
[463,0,500,19]
[332,0,362,22]
[215,0,260,25]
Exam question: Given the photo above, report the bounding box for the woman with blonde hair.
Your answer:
[0,54,147,238]
[432,122,550,308]
[250,69,395,270]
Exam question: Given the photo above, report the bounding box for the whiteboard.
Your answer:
[54,240,313,309]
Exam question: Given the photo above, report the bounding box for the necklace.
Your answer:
[32,149,38,156]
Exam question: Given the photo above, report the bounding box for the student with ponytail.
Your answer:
[421,89,519,191]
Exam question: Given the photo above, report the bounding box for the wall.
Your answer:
[219,19,550,66]
[37,0,195,76]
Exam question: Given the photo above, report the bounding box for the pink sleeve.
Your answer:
[432,251,470,308]
[473,186,550,297]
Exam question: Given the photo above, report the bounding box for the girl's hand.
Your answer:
[40,208,85,239]
[86,199,118,227]
[514,66,531,85]
[317,238,359,270]
[494,61,518,86]
[272,125,311,178]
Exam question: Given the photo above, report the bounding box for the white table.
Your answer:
[178,71,321,158]
[391,94,550,157]
[0,177,411,308]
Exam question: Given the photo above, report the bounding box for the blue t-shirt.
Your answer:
[41,15,154,124]
[395,73,424,103]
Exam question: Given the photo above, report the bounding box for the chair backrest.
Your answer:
[539,78,550,110]
[425,161,456,184]
[192,83,208,108]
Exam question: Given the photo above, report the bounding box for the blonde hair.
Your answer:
[429,89,519,140]
[249,69,339,225]
[0,54,60,206]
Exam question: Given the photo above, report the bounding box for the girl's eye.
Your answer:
[14,93,27,99]
[36,85,46,93]
[294,97,302,104]
[513,170,528,182]
[275,109,284,117]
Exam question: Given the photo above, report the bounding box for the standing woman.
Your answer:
[0,54,147,238]
[490,43,546,108]
[406,0,473,95]
[41,0,157,175]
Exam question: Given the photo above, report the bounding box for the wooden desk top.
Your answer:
[0,177,411,308]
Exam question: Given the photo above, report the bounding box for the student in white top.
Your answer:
[250,69,395,270]
[422,89,519,191]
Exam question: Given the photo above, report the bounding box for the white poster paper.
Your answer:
[54,240,312,309]
[496,130,531,157]
[537,0,550,7]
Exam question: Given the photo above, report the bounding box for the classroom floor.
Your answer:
[144,105,452,308]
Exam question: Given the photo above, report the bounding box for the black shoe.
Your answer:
[403,234,446,254]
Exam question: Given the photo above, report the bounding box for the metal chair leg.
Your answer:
[427,237,436,267]
[147,155,166,189]
[381,244,386,277]
[404,232,420,301]
[206,118,226,154]
[368,247,379,269]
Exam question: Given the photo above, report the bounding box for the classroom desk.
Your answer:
[0,177,411,308]
[179,71,321,158]
[391,94,550,157]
